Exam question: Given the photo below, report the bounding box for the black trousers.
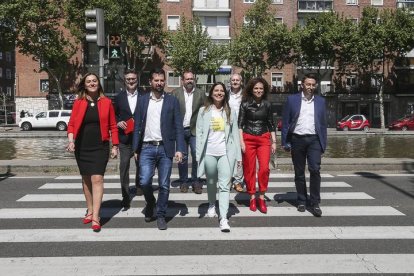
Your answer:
[290,134,322,206]
[119,143,140,199]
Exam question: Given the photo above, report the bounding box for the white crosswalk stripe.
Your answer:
[0,174,411,275]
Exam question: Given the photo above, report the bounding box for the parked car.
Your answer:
[388,115,414,131]
[336,114,371,131]
[18,110,72,131]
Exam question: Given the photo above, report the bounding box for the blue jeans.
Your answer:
[178,128,197,183]
[139,144,172,218]
[291,134,322,206]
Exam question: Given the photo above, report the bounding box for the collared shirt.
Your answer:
[183,87,195,128]
[228,88,242,118]
[127,89,138,114]
[293,92,316,135]
[143,92,163,142]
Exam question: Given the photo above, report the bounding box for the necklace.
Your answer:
[90,102,95,107]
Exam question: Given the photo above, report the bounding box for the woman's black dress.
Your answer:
[75,99,109,175]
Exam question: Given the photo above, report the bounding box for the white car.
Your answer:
[19,110,72,131]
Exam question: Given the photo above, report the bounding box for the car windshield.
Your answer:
[399,115,412,121]
[340,115,350,122]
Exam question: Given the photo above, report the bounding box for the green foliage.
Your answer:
[64,0,165,70]
[166,16,228,76]
[230,0,292,79]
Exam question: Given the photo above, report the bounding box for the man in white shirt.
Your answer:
[172,71,206,194]
[114,69,142,209]
[228,73,244,193]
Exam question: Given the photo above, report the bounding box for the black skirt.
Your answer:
[75,99,109,175]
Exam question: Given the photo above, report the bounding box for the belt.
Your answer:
[143,141,163,146]
[183,126,190,130]
[292,133,317,138]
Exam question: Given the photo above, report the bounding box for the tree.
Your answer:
[166,16,228,78]
[0,0,80,109]
[64,0,165,72]
[350,7,414,128]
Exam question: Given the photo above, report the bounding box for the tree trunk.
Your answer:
[47,68,64,110]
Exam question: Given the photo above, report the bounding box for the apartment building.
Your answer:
[0,49,15,116]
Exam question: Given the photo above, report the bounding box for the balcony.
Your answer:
[193,0,231,13]
[201,16,230,40]
[298,0,333,13]
[397,0,414,9]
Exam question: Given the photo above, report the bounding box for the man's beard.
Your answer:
[185,82,194,90]
[155,86,164,93]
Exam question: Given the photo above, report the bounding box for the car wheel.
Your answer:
[56,122,67,131]
[21,122,32,131]
[343,126,349,131]
[363,126,369,131]
[402,126,408,131]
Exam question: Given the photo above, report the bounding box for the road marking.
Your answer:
[1,254,414,275]
[54,173,334,180]
[17,192,374,202]
[337,173,414,177]
[0,206,403,219]
[1,226,414,242]
[38,181,351,189]
[7,176,56,179]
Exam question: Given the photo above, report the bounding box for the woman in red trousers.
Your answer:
[238,77,276,213]
[67,73,119,232]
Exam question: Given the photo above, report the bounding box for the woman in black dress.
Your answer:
[67,73,119,232]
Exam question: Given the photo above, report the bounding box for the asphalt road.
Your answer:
[0,172,414,275]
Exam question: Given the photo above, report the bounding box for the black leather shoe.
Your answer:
[136,186,144,196]
[297,204,306,212]
[311,204,322,217]
[121,197,131,209]
[144,202,155,222]
[157,217,167,230]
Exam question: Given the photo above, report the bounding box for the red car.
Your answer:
[388,115,414,131]
[336,114,371,131]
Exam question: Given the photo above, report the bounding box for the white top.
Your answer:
[228,88,242,118]
[143,92,163,142]
[206,107,226,156]
[183,87,194,128]
[293,92,316,135]
[127,90,138,114]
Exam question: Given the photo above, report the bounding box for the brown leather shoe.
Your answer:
[232,182,243,192]
[180,183,188,193]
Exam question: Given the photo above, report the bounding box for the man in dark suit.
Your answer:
[172,71,206,194]
[132,68,185,230]
[281,73,327,217]
[114,69,142,209]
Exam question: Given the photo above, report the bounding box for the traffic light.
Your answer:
[85,8,105,47]
[109,34,121,60]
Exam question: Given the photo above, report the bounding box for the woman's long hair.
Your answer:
[76,72,105,99]
[204,82,231,124]
[242,77,270,103]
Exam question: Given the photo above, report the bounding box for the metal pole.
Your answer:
[99,46,104,86]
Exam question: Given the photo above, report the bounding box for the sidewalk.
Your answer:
[0,157,413,175]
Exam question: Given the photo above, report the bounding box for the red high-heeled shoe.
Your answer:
[91,219,101,232]
[249,198,257,212]
[82,213,92,224]
[258,198,267,214]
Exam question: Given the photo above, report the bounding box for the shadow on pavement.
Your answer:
[0,165,15,181]
[100,199,122,226]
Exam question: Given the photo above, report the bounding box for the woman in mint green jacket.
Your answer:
[196,82,242,232]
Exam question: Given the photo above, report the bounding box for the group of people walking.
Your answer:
[66,69,327,233]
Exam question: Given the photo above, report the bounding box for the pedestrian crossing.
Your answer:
[1,173,413,275]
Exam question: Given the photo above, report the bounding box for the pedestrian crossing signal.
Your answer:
[109,47,121,59]
[109,34,121,60]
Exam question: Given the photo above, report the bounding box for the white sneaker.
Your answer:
[207,204,217,218]
[219,218,230,232]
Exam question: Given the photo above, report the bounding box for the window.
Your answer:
[7,87,12,96]
[271,73,283,91]
[244,0,255,3]
[5,69,11,79]
[243,16,251,26]
[346,75,358,90]
[272,0,283,3]
[371,0,383,6]
[61,111,71,117]
[167,0,180,2]
[36,112,47,119]
[167,71,180,87]
[49,111,59,118]
[40,79,49,92]
[167,15,180,31]
[350,18,358,24]
[5,52,11,62]
[275,17,283,24]
[0,68,2,78]
[346,0,358,4]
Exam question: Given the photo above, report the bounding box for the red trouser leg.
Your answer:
[256,132,271,193]
[242,133,258,195]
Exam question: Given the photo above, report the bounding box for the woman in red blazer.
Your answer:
[67,72,119,232]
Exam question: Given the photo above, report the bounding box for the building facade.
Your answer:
[14,0,414,126]
[0,49,15,124]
